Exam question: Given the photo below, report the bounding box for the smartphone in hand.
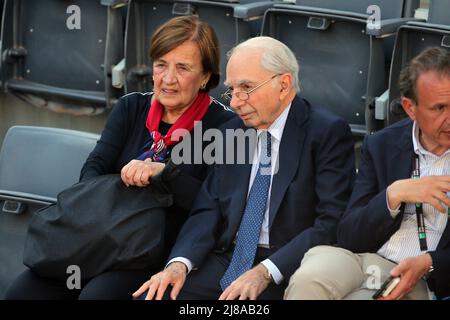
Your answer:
[372,276,401,299]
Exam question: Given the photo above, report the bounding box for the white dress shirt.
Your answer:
[380,121,449,263]
[249,104,291,284]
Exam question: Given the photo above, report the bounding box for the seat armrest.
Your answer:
[406,21,450,32]
[366,17,425,36]
[272,4,368,20]
[234,1,274,19]
[100,0,128,8]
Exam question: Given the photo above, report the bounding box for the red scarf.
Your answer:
[139,92,210,161]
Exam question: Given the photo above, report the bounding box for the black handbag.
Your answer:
[23,174,173,281]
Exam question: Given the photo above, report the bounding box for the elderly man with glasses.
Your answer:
[134,36,355,300]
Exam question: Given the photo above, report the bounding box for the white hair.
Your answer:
[228,36,300,92]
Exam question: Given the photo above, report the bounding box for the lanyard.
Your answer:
[412,154,428,251]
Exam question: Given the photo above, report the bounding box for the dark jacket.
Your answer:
[169,95,355,280]
[337,118,450,299]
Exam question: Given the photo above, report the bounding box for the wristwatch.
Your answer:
[424,263,434,280]
[260,264,273,283]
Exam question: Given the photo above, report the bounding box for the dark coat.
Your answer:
[338,118,450,299]
[169,95,355,280]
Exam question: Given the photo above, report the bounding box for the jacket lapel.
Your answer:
[388,120,414,184]
[225,123,254,235]
[438,222,450,249]
[268,96,309,228]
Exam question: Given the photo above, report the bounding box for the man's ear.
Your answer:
[279,73,292,100]
[401,97,417,121]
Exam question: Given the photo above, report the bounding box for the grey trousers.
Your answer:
[284,246,429,300]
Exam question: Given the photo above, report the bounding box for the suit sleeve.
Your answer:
[79,97,129,181]
[337,135,401,252]
[167,164,222,267]
[269,118,355,278]
[337,136,450,298]
[428,249,450,299]
[152,160,209,211]
[153,107,235,210]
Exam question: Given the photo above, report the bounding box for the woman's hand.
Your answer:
[121,159,165,187]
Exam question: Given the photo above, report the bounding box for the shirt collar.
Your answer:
[256,103,292,142]
[412,121,450,157]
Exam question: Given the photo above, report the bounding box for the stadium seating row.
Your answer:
[0,126,99,298]
[1,0,449,134]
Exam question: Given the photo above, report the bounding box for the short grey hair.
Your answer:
[228,36,300,93]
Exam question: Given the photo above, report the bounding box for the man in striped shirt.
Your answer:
[284,47,450,300]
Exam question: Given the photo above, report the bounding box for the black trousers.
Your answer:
[142,247,286,300]
[4,267,152,300]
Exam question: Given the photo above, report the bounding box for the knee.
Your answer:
[284,266,325,300]
[4,269,49,300]
[4,282,22,300]
[4,270,32,300]
[284,246,348,300]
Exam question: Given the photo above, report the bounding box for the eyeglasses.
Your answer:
[221,74,280,101]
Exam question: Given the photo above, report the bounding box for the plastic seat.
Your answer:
[387,0,450,125]
[261,0,420,135]
[0,126,99,298]
[124,0,273,103]
[0,126,100,204]
[0,0,127,112]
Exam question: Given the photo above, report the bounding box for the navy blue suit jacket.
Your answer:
[169,95,355,282]
[337,118,450,299]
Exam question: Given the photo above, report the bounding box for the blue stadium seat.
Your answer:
[387,0,450,125]
[261,0,420,135]
[124,0,273,103]
[0,0,127,112]
[0,126,99,298]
